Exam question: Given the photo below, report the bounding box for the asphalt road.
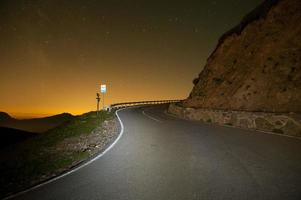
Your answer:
[9,105,301,200]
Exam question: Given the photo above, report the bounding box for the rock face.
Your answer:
[169,0,301,137]
[184,0,301,113]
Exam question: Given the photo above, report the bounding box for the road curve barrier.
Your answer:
[109,100,182,111]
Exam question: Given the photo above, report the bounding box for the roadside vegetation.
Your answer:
[0,110,118,198]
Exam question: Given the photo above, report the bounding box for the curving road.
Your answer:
[8,105,301,200]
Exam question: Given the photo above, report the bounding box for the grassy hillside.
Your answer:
[0,110,117,198]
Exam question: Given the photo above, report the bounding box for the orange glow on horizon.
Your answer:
[1,62,192,118]
[0,1,262,118]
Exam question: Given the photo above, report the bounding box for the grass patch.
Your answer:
[0,110,114,198]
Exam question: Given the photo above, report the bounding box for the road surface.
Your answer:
[9,105,301,200]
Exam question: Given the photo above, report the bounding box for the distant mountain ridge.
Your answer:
[0,112,74,133]
[0,112,12,121]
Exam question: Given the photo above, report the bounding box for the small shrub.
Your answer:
[193,77,200,85]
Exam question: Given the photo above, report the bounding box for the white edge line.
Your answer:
[142,110,162,123]
[3,108,127,200]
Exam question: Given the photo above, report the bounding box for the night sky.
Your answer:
[0,0,262,118]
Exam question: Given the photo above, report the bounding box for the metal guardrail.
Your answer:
[110,100,182,109]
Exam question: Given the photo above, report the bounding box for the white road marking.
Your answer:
[4,108,127,200]
[142,110,162,123]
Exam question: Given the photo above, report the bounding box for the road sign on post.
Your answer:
[100,84,106,93]
[100,84,106,109]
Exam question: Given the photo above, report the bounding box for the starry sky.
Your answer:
[0,0,262,118]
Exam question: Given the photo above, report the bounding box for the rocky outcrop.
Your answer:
[184,0,301,113]
[169,0,301,137]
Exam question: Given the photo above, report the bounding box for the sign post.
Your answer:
[96,93,100,115]
[100,84,106,110]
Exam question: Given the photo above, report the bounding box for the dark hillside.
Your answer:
[0,113,74,133]
[0,112,12,121]
[0,127,36,148]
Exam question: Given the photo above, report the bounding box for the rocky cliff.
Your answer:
[184,0,301,113]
